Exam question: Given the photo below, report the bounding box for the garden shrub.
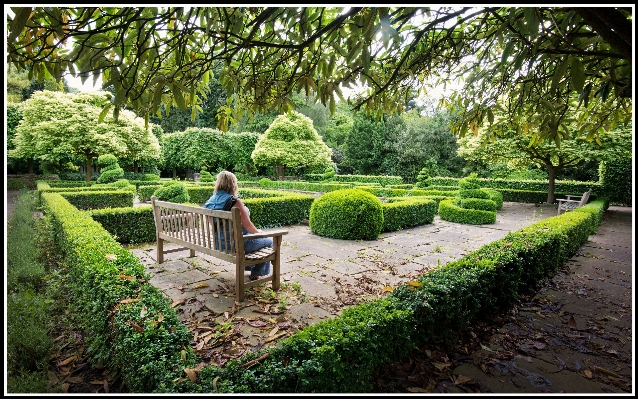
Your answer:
[199,168,215,182]
[459,197,497,212]
[96,154,125,184]
[153,181,190,203]
[438,199,497,224]
[415,167,432,188]
[381,198,437,232]
[599,158,632,206]
[322,167,336,181]
[309,188,383,240]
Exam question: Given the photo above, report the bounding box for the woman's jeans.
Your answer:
[243,234,273,277]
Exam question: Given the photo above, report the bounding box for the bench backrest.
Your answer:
[580,189,592,206]
[151,196,245,256]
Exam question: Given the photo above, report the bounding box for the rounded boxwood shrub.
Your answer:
[153,181,190,203]
[309,188,383,240]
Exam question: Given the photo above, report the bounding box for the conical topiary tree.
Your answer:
[96,154,124,183]
[251,110,332,180]
[199,167,215,183]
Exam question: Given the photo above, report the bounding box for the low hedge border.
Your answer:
[37,181,136,210]
[381,198,437,232]
[438,198,497,225]
[39,192,197,392]
[39,183,609,393]
[89,189,315,245]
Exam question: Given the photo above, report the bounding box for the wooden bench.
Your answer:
[557,189,592,215]
[151,196,288,301]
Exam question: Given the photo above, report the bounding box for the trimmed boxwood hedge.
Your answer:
[438,198,497,225]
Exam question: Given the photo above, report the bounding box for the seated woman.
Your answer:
[204,171,273,280]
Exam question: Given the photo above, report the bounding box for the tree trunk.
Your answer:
[546,165,557,204]
[134,160,139,174]
[275,165,286,180]
[86,156,93,182]
[27,158,33,174]
[173,167,177,179]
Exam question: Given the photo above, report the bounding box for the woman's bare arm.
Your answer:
[235,199,260,234]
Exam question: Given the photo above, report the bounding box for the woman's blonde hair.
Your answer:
[214,171,239,197]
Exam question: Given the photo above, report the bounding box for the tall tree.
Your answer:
[391,109,464,183]
[251,110,332,179]
[457,124,632,204]
[343,113,399,176]
[9,90,159,181]
[7,7,631,143]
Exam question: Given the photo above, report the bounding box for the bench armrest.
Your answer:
[243,229,289,240]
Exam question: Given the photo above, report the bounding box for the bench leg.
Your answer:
[236,261,244,302]
[157,237,164,264]
[272,236,282,292]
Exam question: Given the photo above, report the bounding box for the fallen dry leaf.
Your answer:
[454,375,474,385]
[65,376,83,384]
[406,387,429,392]
[184,368,197,383]
[568,315,577,329]
[57,355,77,367]
[433,362,450,370]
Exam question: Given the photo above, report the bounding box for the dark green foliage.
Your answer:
[6,191,55,392]
[89,206,157,245]
[39,192,195,392]
[381,198,437,231]
[153,181,190,203]
[391,259,500,347]
[438,199,497,224]
[7,292,54,373]
[344,114,396,175]
[6,175,58,191]
[459,197,497,212]
[599,158,632,206]
[59,190,135,210]
[309,189,384,240]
